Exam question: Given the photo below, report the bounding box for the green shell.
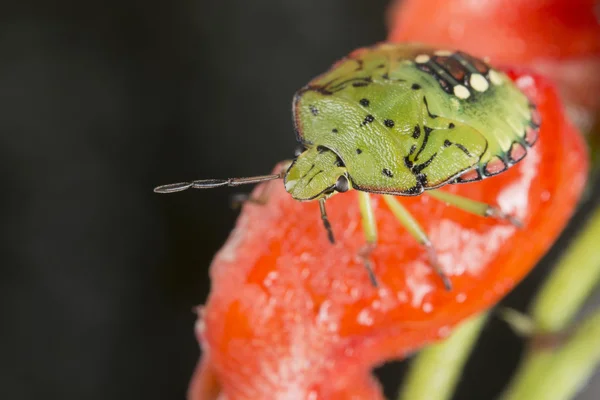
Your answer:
[292,43,539,195]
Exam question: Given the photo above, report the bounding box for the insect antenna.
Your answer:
[154,174,282,194]
[319,198,336,244]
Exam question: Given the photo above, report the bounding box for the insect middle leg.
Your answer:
[357,191,379,287]
[426,189,522,227]
[382,195,452,291]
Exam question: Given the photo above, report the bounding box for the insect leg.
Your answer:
[319,198,336,244]
[426,189,522,227]
[358,191,379,287]
[382,195,452,291]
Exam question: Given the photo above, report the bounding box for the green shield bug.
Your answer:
[155,43,540,290]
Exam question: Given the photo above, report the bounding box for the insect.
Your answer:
[154,43,540,290]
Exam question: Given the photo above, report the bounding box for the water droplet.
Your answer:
[264,271,278,287]
[541,190,551,202]
[456,293,467,303]
[397,291,408,303]
[423,303,433,313]
[438,325,451,338]
[357,309,374,326]
[516,75,535,89]
[317,300,332,324]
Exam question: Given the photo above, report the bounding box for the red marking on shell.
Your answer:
[484,156,507,176]
[509,142,528,163]
[531,108,542,126]
[525,126,540,146]
[457,168,480,182]
[459,52,490,74]
[434,55,467,82]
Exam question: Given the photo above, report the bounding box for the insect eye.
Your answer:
[294,146,306,157]
[335,175,349,192]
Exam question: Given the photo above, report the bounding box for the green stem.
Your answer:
[397,312,488,400]
[540,309,600,399]
[503,309,600,400]
[503,205,600,400]
[530,206,600,333]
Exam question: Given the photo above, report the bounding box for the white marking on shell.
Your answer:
[434,50,453,56]
[453,84,471,99]
[470,73,490,92]
[489,70,503,85]
[415,54,430,63]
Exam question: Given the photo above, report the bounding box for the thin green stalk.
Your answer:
[397,312,487,400]
[536,309,600,399]
[503,309,600,400]
[503,205,600,400]
[530,206,600,333]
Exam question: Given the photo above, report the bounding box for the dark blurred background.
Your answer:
[1,1,598,400]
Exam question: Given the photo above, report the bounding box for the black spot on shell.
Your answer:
[382,73,389,80]
[423,97,438,119]
[359,98,370,107]
[332,128,338,133]
[356,149,362,154]
[448,123,455,129]
[309,105,318,116]
[444,139,452,147]
[362,114,375,125]
[412,126,421,139]
[377,64,385,68]
[384,119,395,128]
[382,168,394,178]
[411,83,421,90]
[353,82,369,87]
[455,143,473,157]
[406,185,422,195]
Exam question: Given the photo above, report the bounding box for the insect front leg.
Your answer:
[230,161,292,209]
[426,189,522,227]
[358,191,379,287]
[382,195,452,291]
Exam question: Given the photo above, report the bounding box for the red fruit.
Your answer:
[387,0,600,130]
[189,72,588,399]
[388,0,600,61]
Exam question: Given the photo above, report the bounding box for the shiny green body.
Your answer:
[285,43,538,200]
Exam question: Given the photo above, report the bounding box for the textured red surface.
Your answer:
[189,71,588,399]
[388,0,600,61]
[387,0,600,130]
